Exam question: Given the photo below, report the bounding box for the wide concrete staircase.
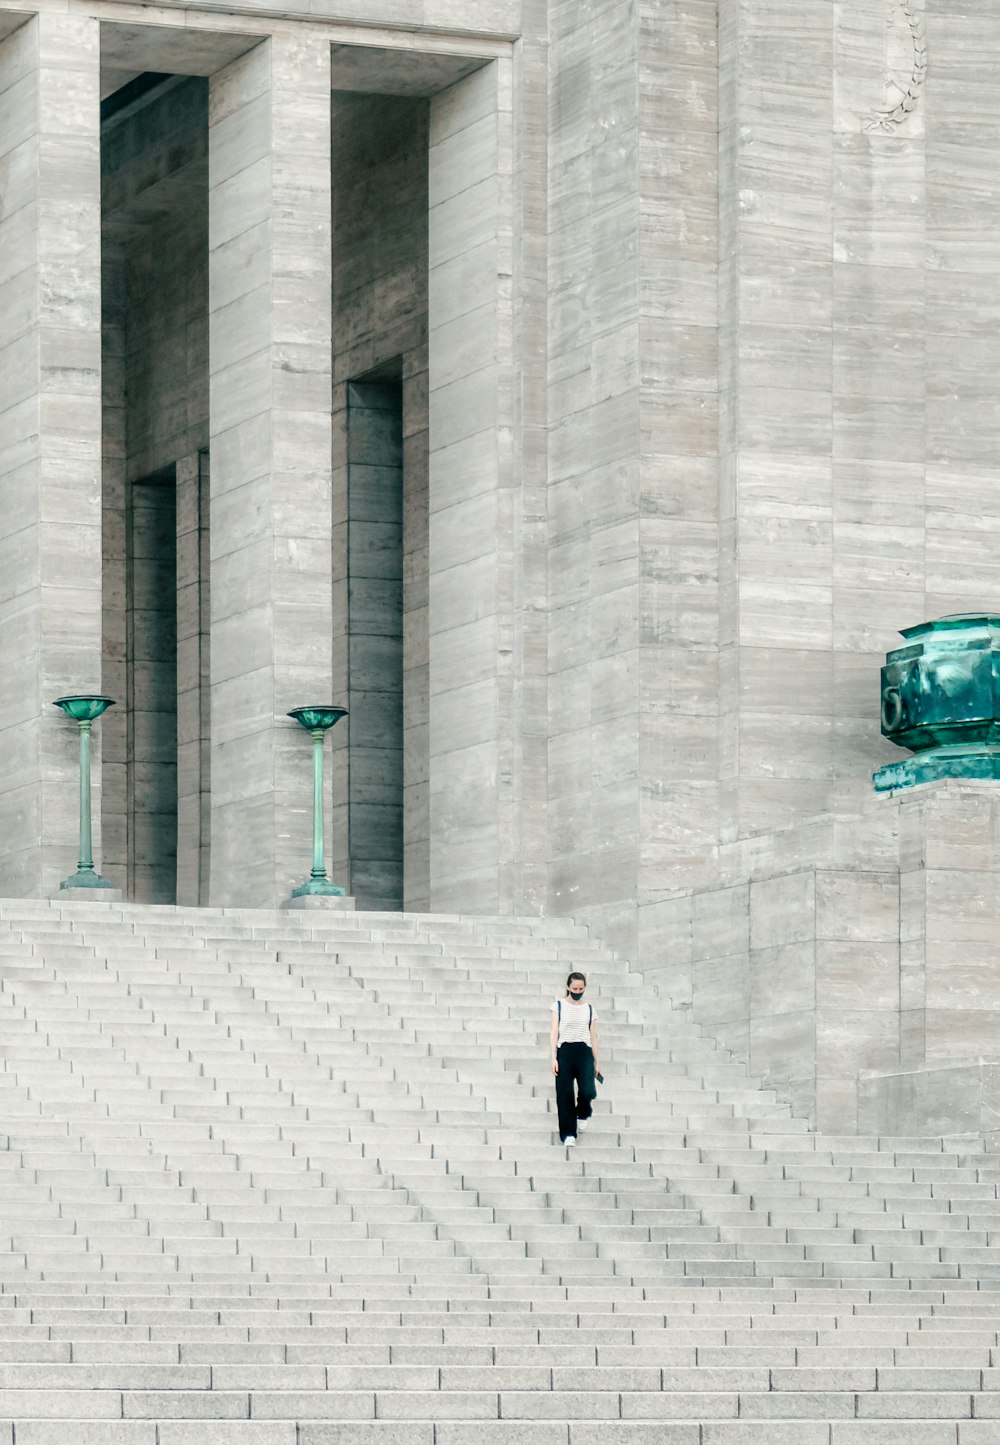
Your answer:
[0,898,998,1443]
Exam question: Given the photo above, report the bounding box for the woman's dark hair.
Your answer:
[565,971,587,992]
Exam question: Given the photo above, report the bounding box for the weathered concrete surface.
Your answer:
[0,13,104,896]
[207,34,333,907]
[175,450,211,907]
[859,1059,1000,1138]
[711,0,1000,842]
[646,781,1000,1133]
[546,0,720,966]
[427,60,516,915]
[544,0,1000,1070]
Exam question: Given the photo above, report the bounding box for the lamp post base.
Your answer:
[53,878,123,902]
[873,742,1000,793]
[290,877,346,899]
[284,892,356,912]
[60,869,117,891]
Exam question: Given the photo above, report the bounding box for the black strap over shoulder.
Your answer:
[556,999,593,1026]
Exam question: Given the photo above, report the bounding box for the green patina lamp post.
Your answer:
[874,614,1000,792]
[287,706,348,898]
[52,694,117,890]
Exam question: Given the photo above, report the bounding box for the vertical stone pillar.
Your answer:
[545,0,643,956]
[0,14,103,896]
[208,35,332,907]
[718,0,835,842]
[344,381,404,911]
[510,20,549,922]
[402,363,430,912]
[427,60,515,914]
[127,475,178,903]
[101,239,128,892]
[636,0,721,954]
[176,451,211,906]
[831,6,928,803]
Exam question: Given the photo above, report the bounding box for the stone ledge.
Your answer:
[859,1059,1000,1138]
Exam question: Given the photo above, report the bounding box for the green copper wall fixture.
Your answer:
[52,694,117,890]
[873,614,1000,792]
[287,706,348,898]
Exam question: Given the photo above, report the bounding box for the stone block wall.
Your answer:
[896,784,1000,1066]
[546,0,721,960]
[713,0,1000,848]
[427,60,517,914]
[647,782,1000,1133]
[328,90,428,909]
[0,14,104,897]
[860,783,1000,1135]
[546,0,642,948]
[542,0,1000,1010]
[859,1061,1000,1139]
[207,34,334,907]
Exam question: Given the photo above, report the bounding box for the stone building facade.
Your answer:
[2,0,1000,1129]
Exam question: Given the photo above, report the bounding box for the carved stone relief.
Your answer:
[834,0,927,137]
[864,2,927,133]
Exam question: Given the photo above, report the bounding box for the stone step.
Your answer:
[0,1383,992,1420]
[0,1427,989,1445]
[0,901,995,1439]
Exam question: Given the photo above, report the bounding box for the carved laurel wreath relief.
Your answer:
[864,0,927,133]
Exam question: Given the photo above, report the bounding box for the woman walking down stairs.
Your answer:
[0,897,995,1442]
[550,970,600,1146]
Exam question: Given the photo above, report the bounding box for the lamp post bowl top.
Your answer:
[53,695,117,723]
[880,614,1000,752]
[287,706,348,732]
